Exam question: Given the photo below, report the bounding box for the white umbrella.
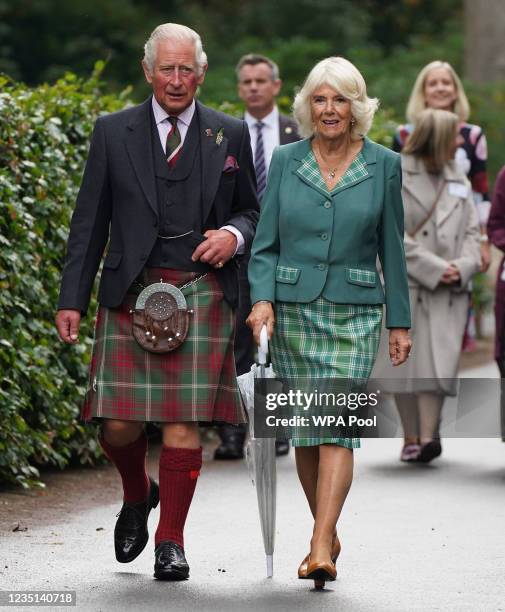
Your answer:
[237,326,277,578]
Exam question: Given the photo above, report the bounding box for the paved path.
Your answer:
[1,363,505,611]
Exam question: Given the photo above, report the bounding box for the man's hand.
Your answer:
[389,328,412,366]
[56,309,81,344]
[440,263,461,284]
[246,302,275,345]
[191,229,237,268]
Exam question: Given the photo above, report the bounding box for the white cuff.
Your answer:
[221,225,244,256]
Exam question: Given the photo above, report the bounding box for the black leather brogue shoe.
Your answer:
[114,477,159,563]
[154,541,190,581]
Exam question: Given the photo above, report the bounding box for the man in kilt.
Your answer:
[55,23,259,581]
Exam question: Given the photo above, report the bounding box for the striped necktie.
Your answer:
[254,121,266,201]
[165,116,181,166]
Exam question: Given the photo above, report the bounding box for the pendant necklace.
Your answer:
[315,142,348,181]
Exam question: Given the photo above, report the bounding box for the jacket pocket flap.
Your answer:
[276,265,300,284]
[346,267,376,287]
[103,251,123,269]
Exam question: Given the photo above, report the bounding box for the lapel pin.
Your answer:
[285,126,293,134]
[216,128,224,146]
[205,128,213,137]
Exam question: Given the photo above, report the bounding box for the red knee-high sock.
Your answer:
[155,446,202,548]
[99,431,150,504]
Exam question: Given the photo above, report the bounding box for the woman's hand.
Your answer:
[246,301,275,345]
[480,240,491,273]
[389,328,412,366]
[440,263,461,284]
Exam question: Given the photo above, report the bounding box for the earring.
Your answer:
[350,117,356,126]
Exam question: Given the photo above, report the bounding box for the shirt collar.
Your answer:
[245,105,279,130]
[151,96,196,127]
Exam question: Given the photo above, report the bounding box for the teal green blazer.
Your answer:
[248,137,411,328]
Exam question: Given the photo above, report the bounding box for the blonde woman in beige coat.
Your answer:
[374,109,480,463]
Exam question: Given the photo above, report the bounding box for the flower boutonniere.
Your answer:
[216,128,224,146]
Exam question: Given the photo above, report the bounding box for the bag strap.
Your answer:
[408,179,446,238]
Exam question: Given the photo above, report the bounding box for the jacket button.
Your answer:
[321,233,328,240]
[323,201,332,209]
[423,230,429,236]
[317,263,326,271]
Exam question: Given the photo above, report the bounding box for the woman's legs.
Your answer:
[395,393,419,445]
[295,446,319,518]
[418,392,444,443]
[309,445,353,563]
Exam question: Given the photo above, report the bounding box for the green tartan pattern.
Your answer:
[275,265,300,283]
[346,267,376,286]
[271,299,382,447]
[296,149,368,194]
[82,269,245,424]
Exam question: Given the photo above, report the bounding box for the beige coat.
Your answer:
[372,154,480,391]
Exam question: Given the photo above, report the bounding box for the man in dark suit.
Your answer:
[214,54,300,460]
[55,23,258,581]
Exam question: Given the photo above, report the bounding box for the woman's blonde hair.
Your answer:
[292,56,379,140]
[406,60,470,123]
[403,108,459,173]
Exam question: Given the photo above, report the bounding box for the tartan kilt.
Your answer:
[271,298,383,448]
[81,268,245,424]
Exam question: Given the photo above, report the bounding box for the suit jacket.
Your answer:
[248,137,411,329]
[279,113,300,145]
[58,98,259,314]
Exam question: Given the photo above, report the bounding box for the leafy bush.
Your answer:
[0,63,131,488]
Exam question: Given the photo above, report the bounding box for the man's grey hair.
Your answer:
[236,54,280,81]
[143,23,208,75]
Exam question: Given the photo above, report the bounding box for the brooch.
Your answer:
[216,128,224,146]
[205,128,213,137]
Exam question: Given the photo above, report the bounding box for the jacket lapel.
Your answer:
[290,137,375,198]
[197,101,229,222]
[125,98,158,217]
[401,154,438,214]
[330,138,376,196]
[437,161,469,226]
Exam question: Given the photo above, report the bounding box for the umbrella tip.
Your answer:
[266,554,273,578]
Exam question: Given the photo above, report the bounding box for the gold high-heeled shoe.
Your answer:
[305,559,337,582]
[298,534,341,579]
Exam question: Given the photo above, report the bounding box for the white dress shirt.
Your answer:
[150,97,243,255]
[244,106,280,175]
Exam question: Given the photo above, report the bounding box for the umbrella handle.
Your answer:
[258,325,269,365]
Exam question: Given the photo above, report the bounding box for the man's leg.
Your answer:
[100,419,149,503]
[154,423,202,581]
[100,419,159,563]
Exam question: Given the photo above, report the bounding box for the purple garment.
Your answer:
[487,166,505,359]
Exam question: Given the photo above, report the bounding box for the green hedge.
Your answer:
[0,63,132,488]
[0,65,397,488]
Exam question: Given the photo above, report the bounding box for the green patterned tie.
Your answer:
[165,116,181,165]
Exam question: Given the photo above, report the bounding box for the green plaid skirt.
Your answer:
[271,299,383,448]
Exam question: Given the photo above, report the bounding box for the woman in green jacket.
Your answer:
[247,57,411,588]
